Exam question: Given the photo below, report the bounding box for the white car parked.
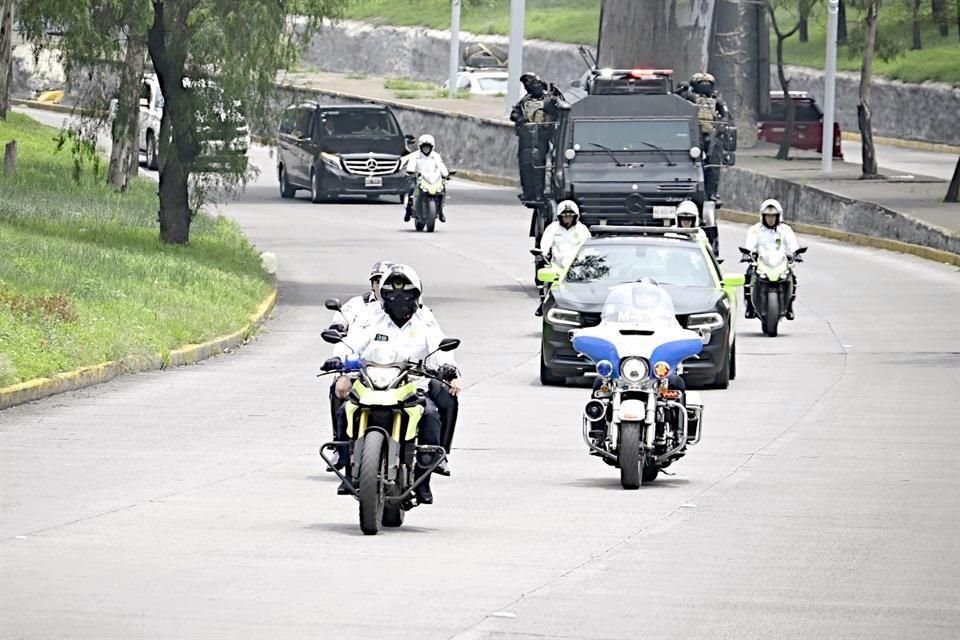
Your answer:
[441,70,509,96]
[137,73,251,170]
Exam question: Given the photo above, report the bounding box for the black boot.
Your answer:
[414,469,433,504]
[404,199,413,222]
[438,207,446,223]
[534,302,543,317]
[337,480,351,495]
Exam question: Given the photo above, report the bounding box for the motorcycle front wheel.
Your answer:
[618,421,643,490]
[358,430,387,535]
[424,198,438,232]
[764,290,780,337]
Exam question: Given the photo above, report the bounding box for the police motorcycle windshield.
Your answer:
[361,344,406,390]
[418,163,445,193]
[757,243,789,280]
[572,282,703,379]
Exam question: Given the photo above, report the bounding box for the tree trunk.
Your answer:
[3,139,15,174]
[932,0,949,37]
[946,156,960,203]
[838,0,848,44]
[799,16,809,43]
[859,0,880,177]
[108,34,146,192]
[0,0,13,120]
[956,0,959,43]
[912,0,923,49]
[147,0,196,245]
[775,37,796,161]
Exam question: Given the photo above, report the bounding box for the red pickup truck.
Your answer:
[758,91,843,159]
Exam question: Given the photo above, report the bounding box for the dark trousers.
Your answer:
[428,379,459,453]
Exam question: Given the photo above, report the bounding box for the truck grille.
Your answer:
[657,183,696,193]
[342,157,401,176]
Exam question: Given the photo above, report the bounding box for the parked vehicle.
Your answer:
[758,91,843,159]
[537,226,744,388]
[137,73,251,171]
[740,244,808,337]
[318,331,459,535]
[571,282,706,489]
[441,68,509,96]
[277,103,416,203]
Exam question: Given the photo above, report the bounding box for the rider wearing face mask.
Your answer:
[405,134,450,223]
[744,199,800,320]
[325,265,461,504]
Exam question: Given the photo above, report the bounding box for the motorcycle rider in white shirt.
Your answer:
[325,265,461,503]
[404,134,450,223]
[744,198,800,320]
[535,200,591,316]
[674,200,709,246]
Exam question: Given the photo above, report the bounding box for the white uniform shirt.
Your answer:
[405,151,449,178]
[745,222,800,255]
[333,308,456,373]
[330,293,371,328]
[541,221,592,269]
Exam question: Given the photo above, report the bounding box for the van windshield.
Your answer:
[573,119,692,151]
[318,110,401,139]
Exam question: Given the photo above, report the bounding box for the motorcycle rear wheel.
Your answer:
[764,290,780,337]
[618,421,643,490]
[358,431,387,535]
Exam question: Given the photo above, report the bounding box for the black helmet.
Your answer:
[520,72,541,87]
[380,264,422,326]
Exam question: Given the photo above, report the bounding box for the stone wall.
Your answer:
[770,65,960,146]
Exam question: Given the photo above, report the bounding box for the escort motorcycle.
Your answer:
[409,165,456,233]
[571,282,706,489]
[739,244,808,337]
[318,331,459,535]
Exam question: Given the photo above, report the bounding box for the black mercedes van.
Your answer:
[277,102,415,203]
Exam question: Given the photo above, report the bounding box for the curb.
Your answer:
[718,209,960,267]
[10,98,104,118]
[840,131,960,155]
[0,287,278,411]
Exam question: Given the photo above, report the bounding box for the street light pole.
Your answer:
[448,0,461,98]
[506,0,526,116]
[821,0,839,173]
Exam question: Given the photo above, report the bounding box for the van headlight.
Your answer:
[620,357,648,383]
[321,152,342,171]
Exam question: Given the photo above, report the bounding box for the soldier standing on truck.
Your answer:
[510,73,563,204]
[676,72,728,201]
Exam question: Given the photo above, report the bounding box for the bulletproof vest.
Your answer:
[522,97,549,124]
[695,95,718,133]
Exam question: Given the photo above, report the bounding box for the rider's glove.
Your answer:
[438,364,459,382]
[321,357,343,372]
[534,254,548,268]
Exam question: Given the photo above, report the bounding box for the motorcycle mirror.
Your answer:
[537,267,559,283]
[448,170,457,176]
[795,246,809,255]
[438,338,461,352]
[321,329,344,344]
[324,298,342,312]
[738,246,751,255]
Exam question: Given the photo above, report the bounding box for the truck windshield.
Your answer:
[574,119,692,152]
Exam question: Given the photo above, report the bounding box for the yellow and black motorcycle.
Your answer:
[319,331,459,535]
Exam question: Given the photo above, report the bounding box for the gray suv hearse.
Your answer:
[277,103,415,203]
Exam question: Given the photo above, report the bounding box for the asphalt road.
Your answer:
[2,114,960,639]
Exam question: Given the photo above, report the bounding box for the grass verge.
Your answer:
[0,112,273,387]
[341,0,600,45]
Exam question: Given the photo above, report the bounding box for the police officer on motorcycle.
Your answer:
[326,265,461,503]
[743,199,801,320]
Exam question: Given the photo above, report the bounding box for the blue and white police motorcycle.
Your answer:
[571,282,706,489]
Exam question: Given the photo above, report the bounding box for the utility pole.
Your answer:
[505,0,525,116]
[821,0,839,173]
[448,0,461,97]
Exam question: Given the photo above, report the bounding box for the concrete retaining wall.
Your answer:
[771,65,960,147]
[304,21,959,146]
[273,82,959,257]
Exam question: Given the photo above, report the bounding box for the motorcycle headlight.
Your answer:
[620,357,648,383]
[366,366,401,389]
[546,308,581,327]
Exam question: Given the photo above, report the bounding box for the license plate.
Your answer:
[653,206,676,219]
[364,176,383,188]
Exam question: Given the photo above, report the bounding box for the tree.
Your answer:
[932,0,950,35]
[0,0,13,120]
[145,0,347,244]
[912,0,924,49]
[17,1,150,190]
[767,0,821,161]
[839,0,849,42]
[946,156,960,203]
[857,0,881,177]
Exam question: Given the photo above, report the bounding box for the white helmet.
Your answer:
[557,200,580,217]
[675,200,699,227]
[759,198,783,227]
[379,264,423,325]
[418,134,436,149]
